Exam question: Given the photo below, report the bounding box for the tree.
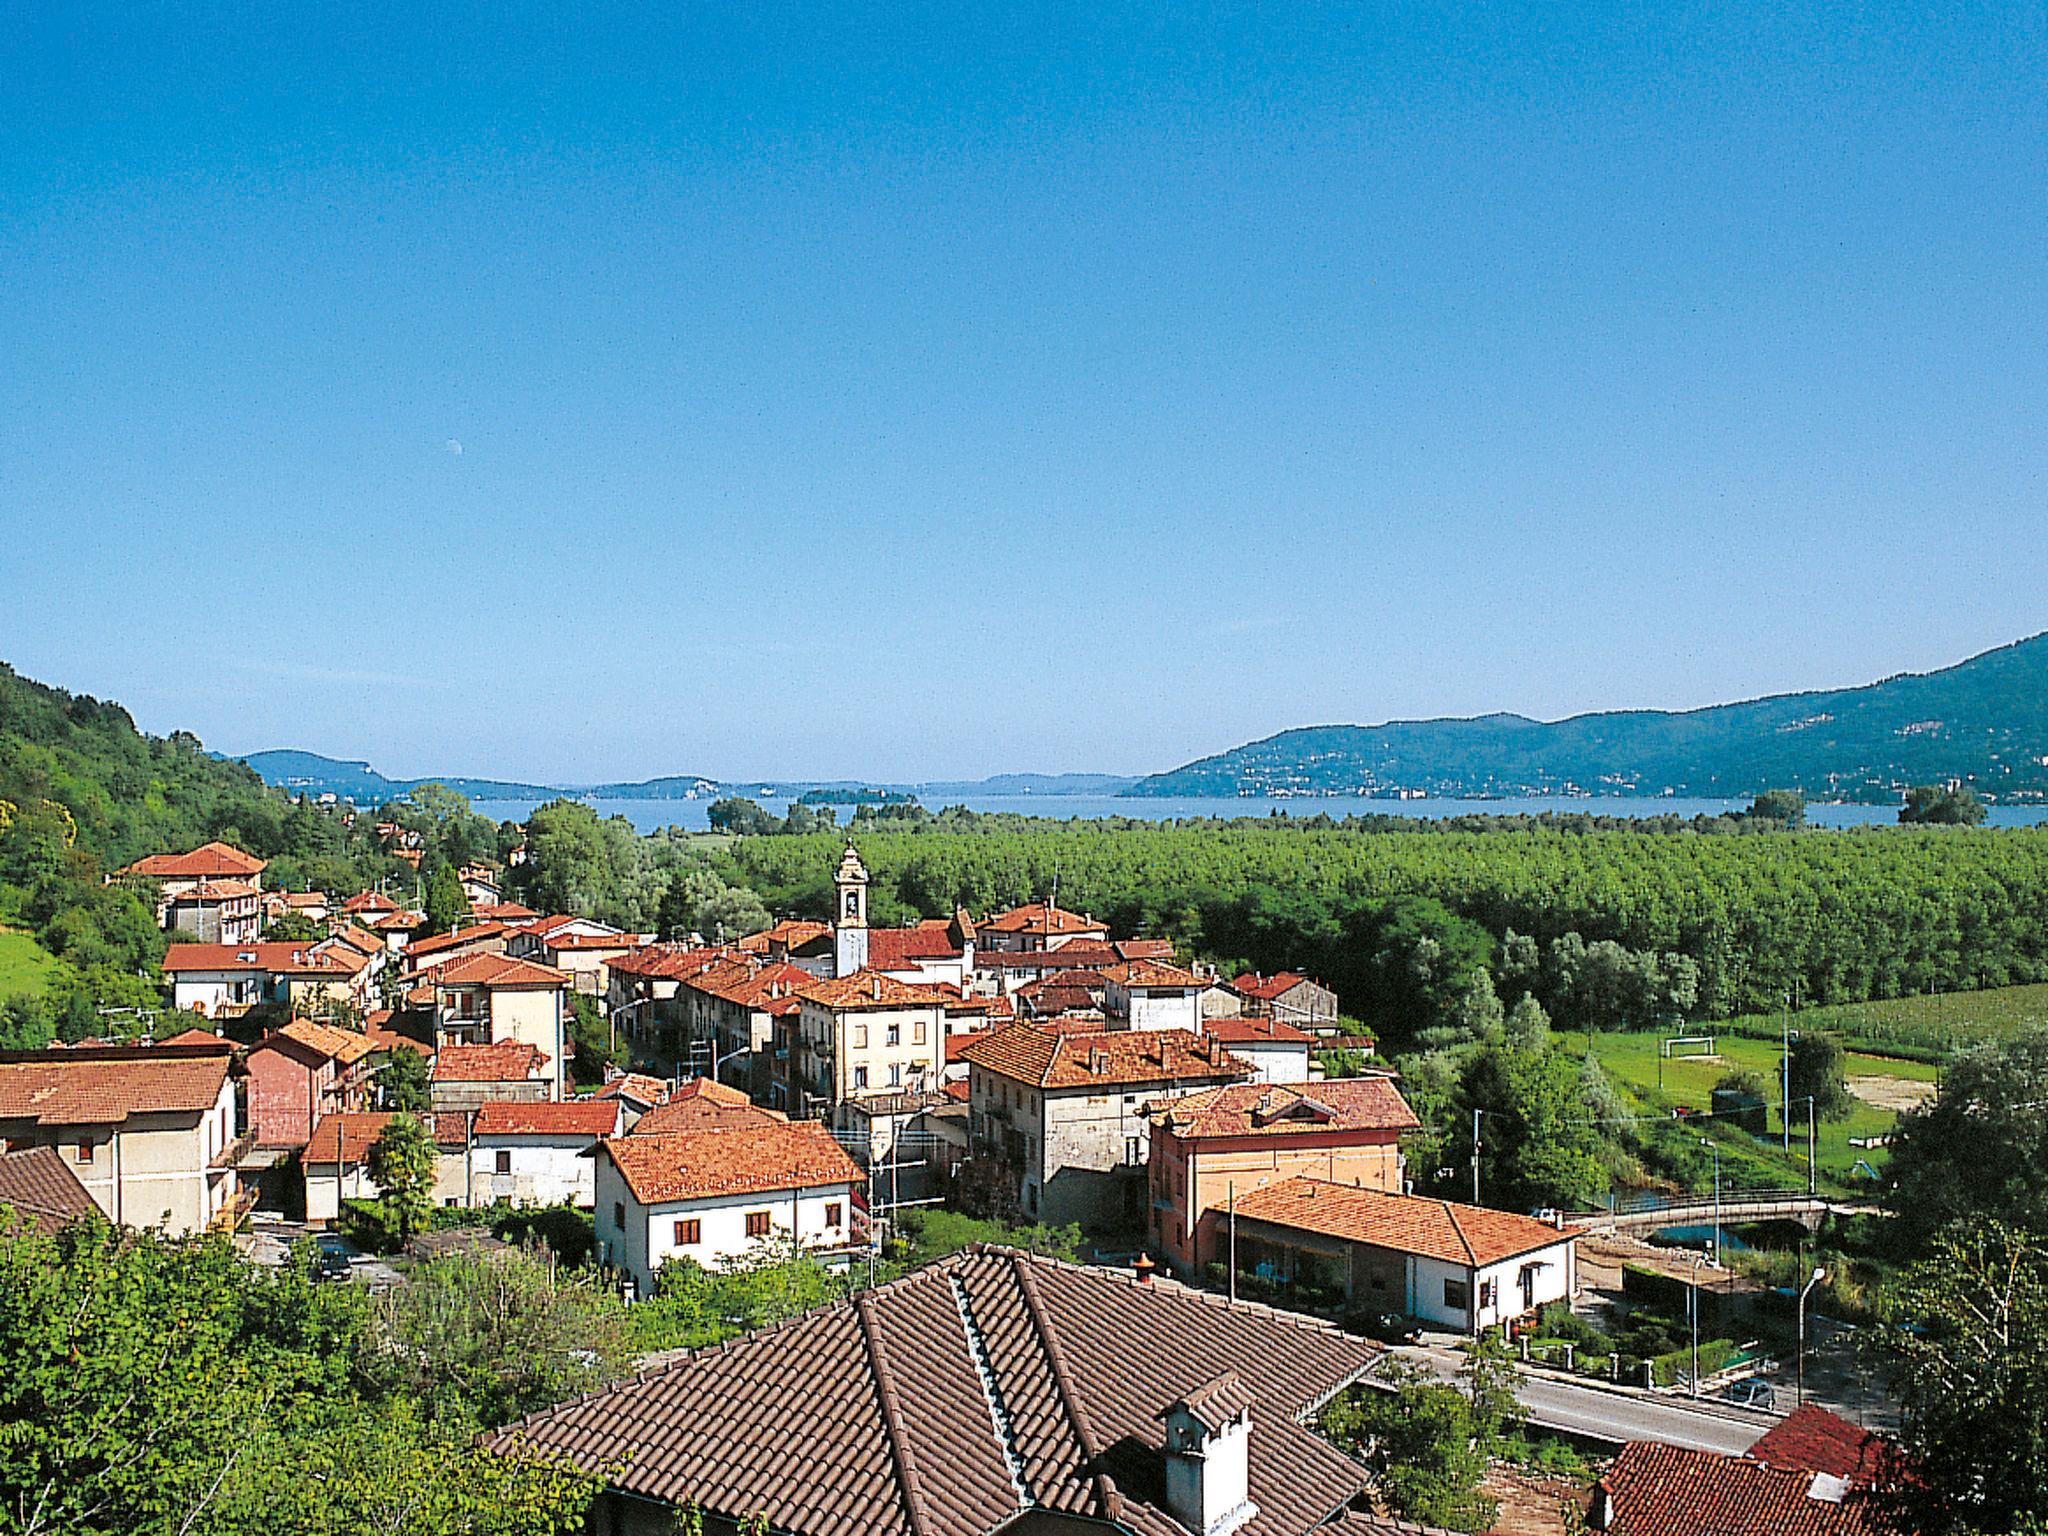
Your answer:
[1788,1031,1853,1122]
[1451,1002,1613,1211]
[1747,789,1807,827]
[423,864,471,937]
[705,797,777,836]
[1712,1069,1771,1137]
[1871,1219,2048,1535]
[366,1117,437,1243]
[378,1048,431,1113]
[1901,784,1988,825]
[1885,1028,2048,1251]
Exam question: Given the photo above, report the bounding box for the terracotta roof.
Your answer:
[1231,1179,1578,1269]
[1202,1016,1316,1046]
[158,1027,227,1047]
[1749,1407,1889,1488]
[0,1046,232,1126]
[342,890,400,914]
[978,901,1107,936]
[609,944,736,980]
[520,914,623,942]
[1232,971,1317,1001]
[368,909,425,931]
[117,842,266,880]
[594,1072,671,1107]
[1149,1081,1419,1140]
[630,1085,786,1136]
[0,1145,99,1232]
[432,953,571,990]
[472,901,540,923]
[431,1042,549,1082]
[405,921,509,959]
[1166,1369,1256,1434]
[540,931,651,952]
[738,919,831,954]
[601,1120,865,1205]
[973,942,1127,972]
[329,924,386,956]
[472,1100,622,1138]
[1596,1440,1885,1536]
[1099,959,1206,990]
[161,942,358,976]
[683,959,812,1015]
[283,891,328,909]
[867,920,965,969]
[305,1111,412,1167]
[1115,938,1177,961]
[487,1246,1387,1536]
[943,1080,970,1102]
[259,1019,375,1067]
[796,969,952,1012]
[962,1025,1251,1092]
[363,1010,434,1056]
[167,879,259,902]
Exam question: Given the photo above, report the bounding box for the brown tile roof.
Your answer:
[259,1019,375,1067]
[1202,1016,1315,1046]
[608,944,735,980]
[432,953,570,989]
[487,1246,1385,1536]
[0,1046,232,1126]
[1596,1440,1885,1536]
[342,890,400,914]
[683,959,812,1015]
[738,918,830,953]
[593,1072,671,1107]
[158,1027,227,1047]
[116,841,266,880]
[306,1111,412,1167]
[1232,972,1318,1001]
[796,969,952,1012]
[979,901,1107,937]
[601,1120,865,1205]
[1231,1179,1578,1269]
[961,1025,1252,1092]
[0,1145,98,1232]
[1166,1369,1257,1434]
[1099,959,1206,990]
[629,1096,786,1136]
[472,1100,622,1138]
[1148,1081,1419,1141]
[161,942,358,975]
[472,901,540,923]
[867,920,965,969]
[1749,1406,1889,1488]
[540,930,651,952]
[362,1009,434,1056]
[329,923,386,957]
[405,921,510,959]
[431,1042,549,1082]
[167,878,259,902]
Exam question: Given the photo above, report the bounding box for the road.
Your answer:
[1394,1343,1774,1456]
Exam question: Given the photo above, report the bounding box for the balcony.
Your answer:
[211,1132,255,1171]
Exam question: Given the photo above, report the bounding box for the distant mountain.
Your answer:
[1128,633,2048,803]
[917,772,1137,797]
[232,750,564,803]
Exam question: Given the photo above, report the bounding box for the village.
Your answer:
[0,832,1892,1536]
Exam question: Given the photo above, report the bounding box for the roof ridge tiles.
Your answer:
[1008,1252,1121,1523]
[855,1290,936,1536]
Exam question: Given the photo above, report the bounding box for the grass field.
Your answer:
[1711,982,2048,1062]
[0,927,59,1000]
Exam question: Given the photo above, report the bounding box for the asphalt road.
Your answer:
[1394,1344,1774,1456]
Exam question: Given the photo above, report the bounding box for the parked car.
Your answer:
[312,1233,354,1281]
[1718,1377,1776,1410]
[1347,1309,1420,1345]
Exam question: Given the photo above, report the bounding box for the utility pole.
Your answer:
[1782,993,1793,1156]
[1471,1109,1483,1206]
[1807,1097,1817,1196]
[1228,1181,1237,1306]
[1700,1137,1721,1263]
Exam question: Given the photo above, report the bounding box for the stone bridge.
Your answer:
[1566,1191,1871,1234]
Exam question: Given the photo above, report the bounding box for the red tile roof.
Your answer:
[682,959,812,1016]
[1749,1406,1889,1488]
[609,944,736,980]
[431,1042,549,1082]
[961,1024,1251,1091]
[0,1046,232,1126]
[305,1111,413,1167]
[594,1072,671,1107]
[342,890,400,914]
[866,920,965,969]
[629,1095,787,1136]
[167,879,259,902]
[1099,958,1205,990]
[257,1019,375,1067]
[472,1100,622,1138]
[1232,971,1318,1000]
[1202,1015,1315,1046]
[1596,1440,1885,1536]
[601,1120,865,1205]
[432,953,571,989]
[796,970,952,1011]
[161,941,359,976]
[1149,1080,1419,1140]
[977,901,1107,937]
[405,921,509,959]
[362,1010,434,1056]
[116,842,266,880]
[0,1145,98,1232]
[158,1027,227,1047]
[738,919,830,954]
[1231,1178,1578,1268]
[472,901,540,923]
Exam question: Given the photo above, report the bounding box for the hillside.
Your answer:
[1130,633,2048,801]
[234,749,562,804]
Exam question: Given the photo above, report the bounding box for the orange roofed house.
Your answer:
[1230,972,1341,1031]
[1147,1079,1420,1276]
[594,1119,867,1298]
[113,842,266,929]
[961,1024,1252,1228]
[245,1019,376,1151]
[1227,1177,1580,1335]
[429,952,571,1098]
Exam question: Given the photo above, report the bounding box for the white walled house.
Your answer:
[303,1112,412,1226]
[593,1120,867,1300]
[456,1098,623,1208]
[1099,959,1208,1034]
[1227,1178,1580,1335]
[1200,1016,1316,1083]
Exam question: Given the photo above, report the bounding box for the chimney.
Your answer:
[1159,1375,1256,1536]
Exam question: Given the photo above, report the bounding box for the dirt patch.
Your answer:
[1847,1074,1936,1114]
[1482,1464,1592,1536]
[1578,1231,1760,1295]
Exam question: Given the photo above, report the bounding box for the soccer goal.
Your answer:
[1661,1034,1716,1059]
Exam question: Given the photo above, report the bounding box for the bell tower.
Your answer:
[833,843,870,978]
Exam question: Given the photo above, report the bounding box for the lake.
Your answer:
[470,791,2048,835]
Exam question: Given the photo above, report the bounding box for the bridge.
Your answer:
[1565,1189,1871,1234]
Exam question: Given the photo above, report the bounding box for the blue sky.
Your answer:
[2,4,2043,783]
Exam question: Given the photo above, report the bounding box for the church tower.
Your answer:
[833,842,870,978]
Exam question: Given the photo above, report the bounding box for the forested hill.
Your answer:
[1131,633,2048,801]
[234,749,561,804]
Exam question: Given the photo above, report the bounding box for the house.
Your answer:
[0,1144,100,1232]
[402,921,510,975]
[472,900,541,926]
[507,915,646,996]
[268,889,330,924]
[970,939,1174,997]
[1147,1079,1420,1275]
[1231,972,1341,1031]
[605,943,736,1056]
[1099,958,1208,1033]
[484,1245,1403,1536]
[302,1110,408,1224]
[341,889,402,922]
[790,969,949,1121]
[673,957,811,1105]
[628,1077,785,1135]
[163,880,261,946]
[974,898,1111,954]
[453,1098,623,1208]
[160,940,370,1019]
[865,914,976,989]
[245,1019,376,1151]
[1591,1406,1892,1535]
[592,1120,867,1298]
[114,842,266,918]
[1200,1016,1317,1083]
[0,1042,241,1235]
[457,863,502,909]
[1015,967,1108,1019]
[592,1071,671,1130]
[1226,1178,1580,1334]
[962,1024,1253,1227]
[429,952,571,1097]
[429,1041,554,1112]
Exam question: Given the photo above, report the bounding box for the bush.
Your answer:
[338,1196,402,1254]
[1647,1337,1741,1387]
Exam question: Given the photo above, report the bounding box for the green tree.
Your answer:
[1747,789,1807,827]
[705,797,777,836]
[423,863,471,937]
[1788,1031,1853,1122]
[1885,1028,2048,1250]
[378,1048,431,1113]
[1871,1219,2048,1535]
[1901,784,1989,825]
[366,1116,437,1244]
[1452,1001,1613,1210]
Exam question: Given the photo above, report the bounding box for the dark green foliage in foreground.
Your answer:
[1885,1027,2048,1253]
[1901,783,1988,826]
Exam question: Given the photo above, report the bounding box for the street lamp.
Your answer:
[1798,1266,1828,1407]
[1699,1137,1722,1264]
[1688,1249,1708,1398]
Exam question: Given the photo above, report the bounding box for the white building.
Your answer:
[1200,1016,1316,1083]
[593,1120,867,1299]
[1099,959,1208,1034]
[455,1098,623,1208]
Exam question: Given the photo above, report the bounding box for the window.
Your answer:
[673,1219,701,1246]
[75,1139,93,1165]
[853,1025,868,1049]
[824,1202,842,1228]
[854,1066,870,1089]
[494,1150,511,1175]
[885,1023,900,1047]
[613,1201,626,1231]
[745,1210,771,1239]
[888,1063,902,1087]
[1125,1136,1141,1165]
[1478,1278,1498,1310]
[912,1020,927,1044]
[1443,1278,1471,1311]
